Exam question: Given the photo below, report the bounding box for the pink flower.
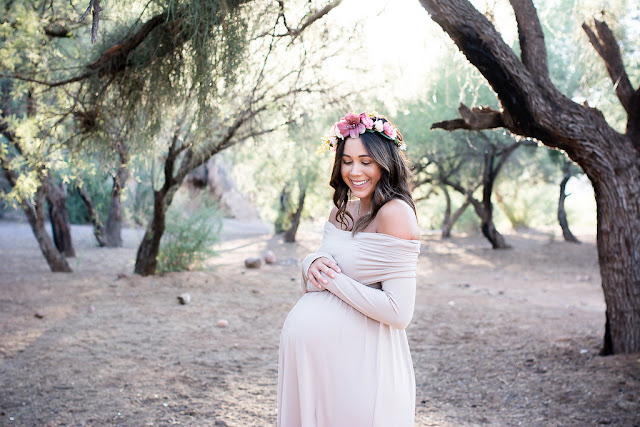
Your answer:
[374,120,384,133]
[336,112,366,139]
[360,113,374,130]
[383,122,397,140]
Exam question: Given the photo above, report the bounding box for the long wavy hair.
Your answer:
[329,116,415,234]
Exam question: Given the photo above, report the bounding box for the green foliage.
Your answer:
[66,176,111,224]
[230,110,337,228]
[156,195,222,273]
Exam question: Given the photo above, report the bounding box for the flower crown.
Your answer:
[318,112,406,154]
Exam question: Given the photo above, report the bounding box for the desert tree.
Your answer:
[1,0,343,272]
[418,0,640,354]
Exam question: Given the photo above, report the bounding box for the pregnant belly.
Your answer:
[281,291,372,351]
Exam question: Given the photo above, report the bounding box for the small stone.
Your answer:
[117,273,128,280]
[216,319,229,328]
[245,257,262,269]
[264,251,277,264]
[88,305,96,313]
[177,293,191,305]
[214,420,229,426]
[580,348,588,354]
[34,312,45,319]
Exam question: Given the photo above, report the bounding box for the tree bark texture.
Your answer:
[284,188,306,243]
[133,185,178,276]
[45,180,75,257]
[26,187,72,272]
[419,0,640,353]
[104,141,130,247]
[558,165,580,243]
[77,185,107,247]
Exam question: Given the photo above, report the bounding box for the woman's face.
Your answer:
[340,136,382,204]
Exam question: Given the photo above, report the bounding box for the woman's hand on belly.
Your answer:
[307,257,341,290]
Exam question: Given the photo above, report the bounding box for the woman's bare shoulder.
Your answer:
[376,199,420,240]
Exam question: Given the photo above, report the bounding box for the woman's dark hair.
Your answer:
[329,116,415,234]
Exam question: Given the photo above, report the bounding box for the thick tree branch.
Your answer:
[508,0,549,83]
[87,12,168,70]
[431,104,505,131]
[582,19,635,114]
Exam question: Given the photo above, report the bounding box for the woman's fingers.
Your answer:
[307,257,341,289]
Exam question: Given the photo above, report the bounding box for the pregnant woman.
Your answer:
[278,112,421,426]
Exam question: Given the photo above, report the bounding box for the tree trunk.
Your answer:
[418,0,640,353]
[441,186,471,238]
[592,167,640,354]
[45,180,75,257]
[104,141,130,247]
[558,172,580,244]
[133,185,178,276]
[441,185,452,238]
[446,196,471,238]
[23,186,72,272]
[480,150,509,249]
[284,188,306,243]
[0,117,70,272]
[77,185,107,247]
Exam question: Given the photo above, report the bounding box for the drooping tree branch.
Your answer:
[87,12,168,71]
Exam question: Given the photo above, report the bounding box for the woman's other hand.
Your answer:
[307,257,342,289]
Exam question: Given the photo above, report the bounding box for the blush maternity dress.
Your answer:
[278,221,420,427]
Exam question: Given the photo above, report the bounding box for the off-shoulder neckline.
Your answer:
[325,221,420,244]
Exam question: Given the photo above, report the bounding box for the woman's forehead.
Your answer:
[342,137,371,156]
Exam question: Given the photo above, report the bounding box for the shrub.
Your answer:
[156,198,222,273]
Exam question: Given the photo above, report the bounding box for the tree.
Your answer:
[2,0,342,273]
[418,0,640,354]
[130,1,342,274]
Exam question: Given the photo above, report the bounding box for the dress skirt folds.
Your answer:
[278,222,420,427]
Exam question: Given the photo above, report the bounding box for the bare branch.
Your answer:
[78,0,103,43]
[582,19,636,113]
[275,0,343,38]
[0,72,94,88]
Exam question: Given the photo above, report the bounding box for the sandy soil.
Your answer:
[0,219,638,426]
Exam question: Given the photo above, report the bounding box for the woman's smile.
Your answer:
[351,179,369,188]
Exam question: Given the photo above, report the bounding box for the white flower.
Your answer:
[374,120,384,133]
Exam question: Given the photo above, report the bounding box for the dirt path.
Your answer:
[0,220,638,426]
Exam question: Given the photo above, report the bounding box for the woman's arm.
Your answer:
[316,199,419,328]
[319,271,415,329]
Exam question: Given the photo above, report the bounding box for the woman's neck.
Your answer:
[358,199,372,216]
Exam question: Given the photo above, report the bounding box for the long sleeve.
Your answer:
[319,271,415,330]
[298,222,420,329]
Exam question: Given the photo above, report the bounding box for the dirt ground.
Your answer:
[0,219,638,426]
